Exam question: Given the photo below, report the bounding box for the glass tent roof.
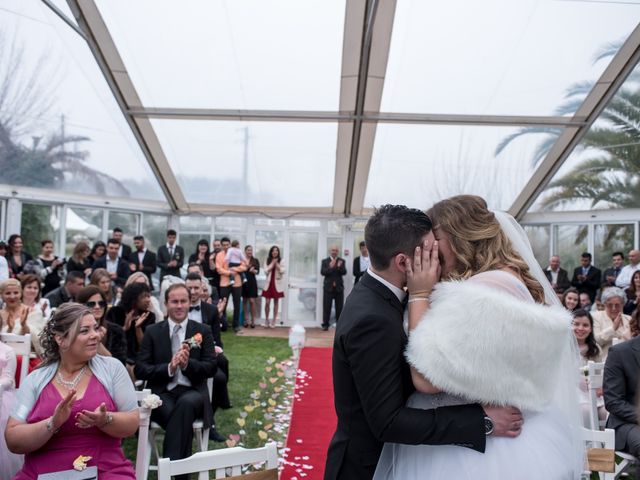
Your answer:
[1,0,639,218]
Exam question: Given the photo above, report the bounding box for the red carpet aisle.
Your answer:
[280,347,336,480]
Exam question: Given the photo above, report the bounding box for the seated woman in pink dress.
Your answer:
[0,340,24,478]
[5,303,139,479]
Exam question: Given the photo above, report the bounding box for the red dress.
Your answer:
[262,268,284,299]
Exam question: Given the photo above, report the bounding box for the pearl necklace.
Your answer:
[56,365,87,391]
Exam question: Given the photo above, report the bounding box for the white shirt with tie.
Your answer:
[188,301,203,324]
[167,318,191,388]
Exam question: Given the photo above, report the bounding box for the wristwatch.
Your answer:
[484,416,494,436]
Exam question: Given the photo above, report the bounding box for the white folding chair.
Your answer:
[135,389,153,480]
[157,442,278,480]
[586,361,638,479]
[146,377,214,474]
[582,427,616,480]
[1,333,31,387]
[586,361,607,431]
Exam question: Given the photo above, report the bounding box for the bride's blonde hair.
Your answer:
[427,195,545,303]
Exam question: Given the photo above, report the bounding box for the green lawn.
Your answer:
[123,331,293,477]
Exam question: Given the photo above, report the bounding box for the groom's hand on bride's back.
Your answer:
[483,405,524,438]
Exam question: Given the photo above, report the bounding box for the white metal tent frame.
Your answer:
[41,1,640,219]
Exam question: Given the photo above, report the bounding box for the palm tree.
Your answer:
[495,41,640,211]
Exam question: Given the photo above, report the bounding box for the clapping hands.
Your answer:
[76,402,109,429]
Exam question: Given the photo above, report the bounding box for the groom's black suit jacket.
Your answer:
[325,272,485,480]
[134,319,217,428]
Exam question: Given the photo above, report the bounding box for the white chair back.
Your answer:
[586,361,606,431]
[581,427,615,480]
[135,389,152,480]
[1,333,31,387]
[157,442,278,480]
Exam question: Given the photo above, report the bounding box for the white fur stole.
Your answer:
[406,280,573,411]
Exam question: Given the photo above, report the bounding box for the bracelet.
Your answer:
[45,417,60,435]
[408,290,431,296]
[408,298,429,304]
[100,412,114,428]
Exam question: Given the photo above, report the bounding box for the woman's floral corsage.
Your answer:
[73,455,92,471]
[141,394,163,409]
[183,332,203,349]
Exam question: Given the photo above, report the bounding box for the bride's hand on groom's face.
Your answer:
[483,405,524,438]
[405,239,440,295]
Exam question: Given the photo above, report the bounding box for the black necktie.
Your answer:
[189,305,200,312]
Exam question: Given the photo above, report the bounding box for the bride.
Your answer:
[374,195,584,479]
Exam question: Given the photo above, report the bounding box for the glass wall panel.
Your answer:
[594,224,635,269]
[287,232,319,324]
[65,207,103,257]
[528,63,640,212]
[215,217,247,234]
[365,124,549,211]
[554,225,588,274]
[107,212,139,247]
[0,2,165,201]
[97,0,344,111]
[180,233,207,263]
[21,203,61,256]
[524,225,550,271]
[152,120,337,207]
[289,220,320,228]
[180,216,211,232]
[382,0,640,116]
[142,214,169,252]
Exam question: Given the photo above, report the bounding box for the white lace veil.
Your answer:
[494,211,585,477]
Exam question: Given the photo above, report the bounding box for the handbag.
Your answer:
[37,466,98,480]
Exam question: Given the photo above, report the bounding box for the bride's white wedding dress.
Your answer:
[374,270,583,480]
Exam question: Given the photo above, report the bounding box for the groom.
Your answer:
[325,205,524,480]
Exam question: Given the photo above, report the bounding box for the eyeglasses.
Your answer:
[86,301,107,309]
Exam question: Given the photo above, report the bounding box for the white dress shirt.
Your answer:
[167,317,191,388]
[367,268,406,303]
[359,255,371,273]
[106,256,119,274]
[615,263,640,289]
[188,301,203,324]
[137,249,146,265]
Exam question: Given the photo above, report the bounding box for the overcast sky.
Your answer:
[1,0,638,210]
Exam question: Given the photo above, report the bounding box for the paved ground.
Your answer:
[235,324,335,348]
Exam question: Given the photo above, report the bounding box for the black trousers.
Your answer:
[323,289,344,328]
[219,286,242,331]
[211,354,231,412]
[152,385,203,480]
[620,424,640,480]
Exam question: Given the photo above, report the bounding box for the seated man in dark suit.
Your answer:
[544,255,571,294]
[128,235,157,289]
[185,272,231,443]
[134,283,217,478]
[603,315,640,469]
[44,270,85,308]
[571,252,602,303]
[92,238,131,287]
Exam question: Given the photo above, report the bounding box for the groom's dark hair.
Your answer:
[365,204,432,270]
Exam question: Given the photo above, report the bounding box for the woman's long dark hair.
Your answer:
[90,241,107,259]
[266,245,281,266]
[7,234,22,256]
[626,271,640,301]
[76,286,107,325]
[193,239,211,259]
[573,309,600,360]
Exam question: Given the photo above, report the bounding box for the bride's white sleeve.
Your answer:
[405,274,574,411]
